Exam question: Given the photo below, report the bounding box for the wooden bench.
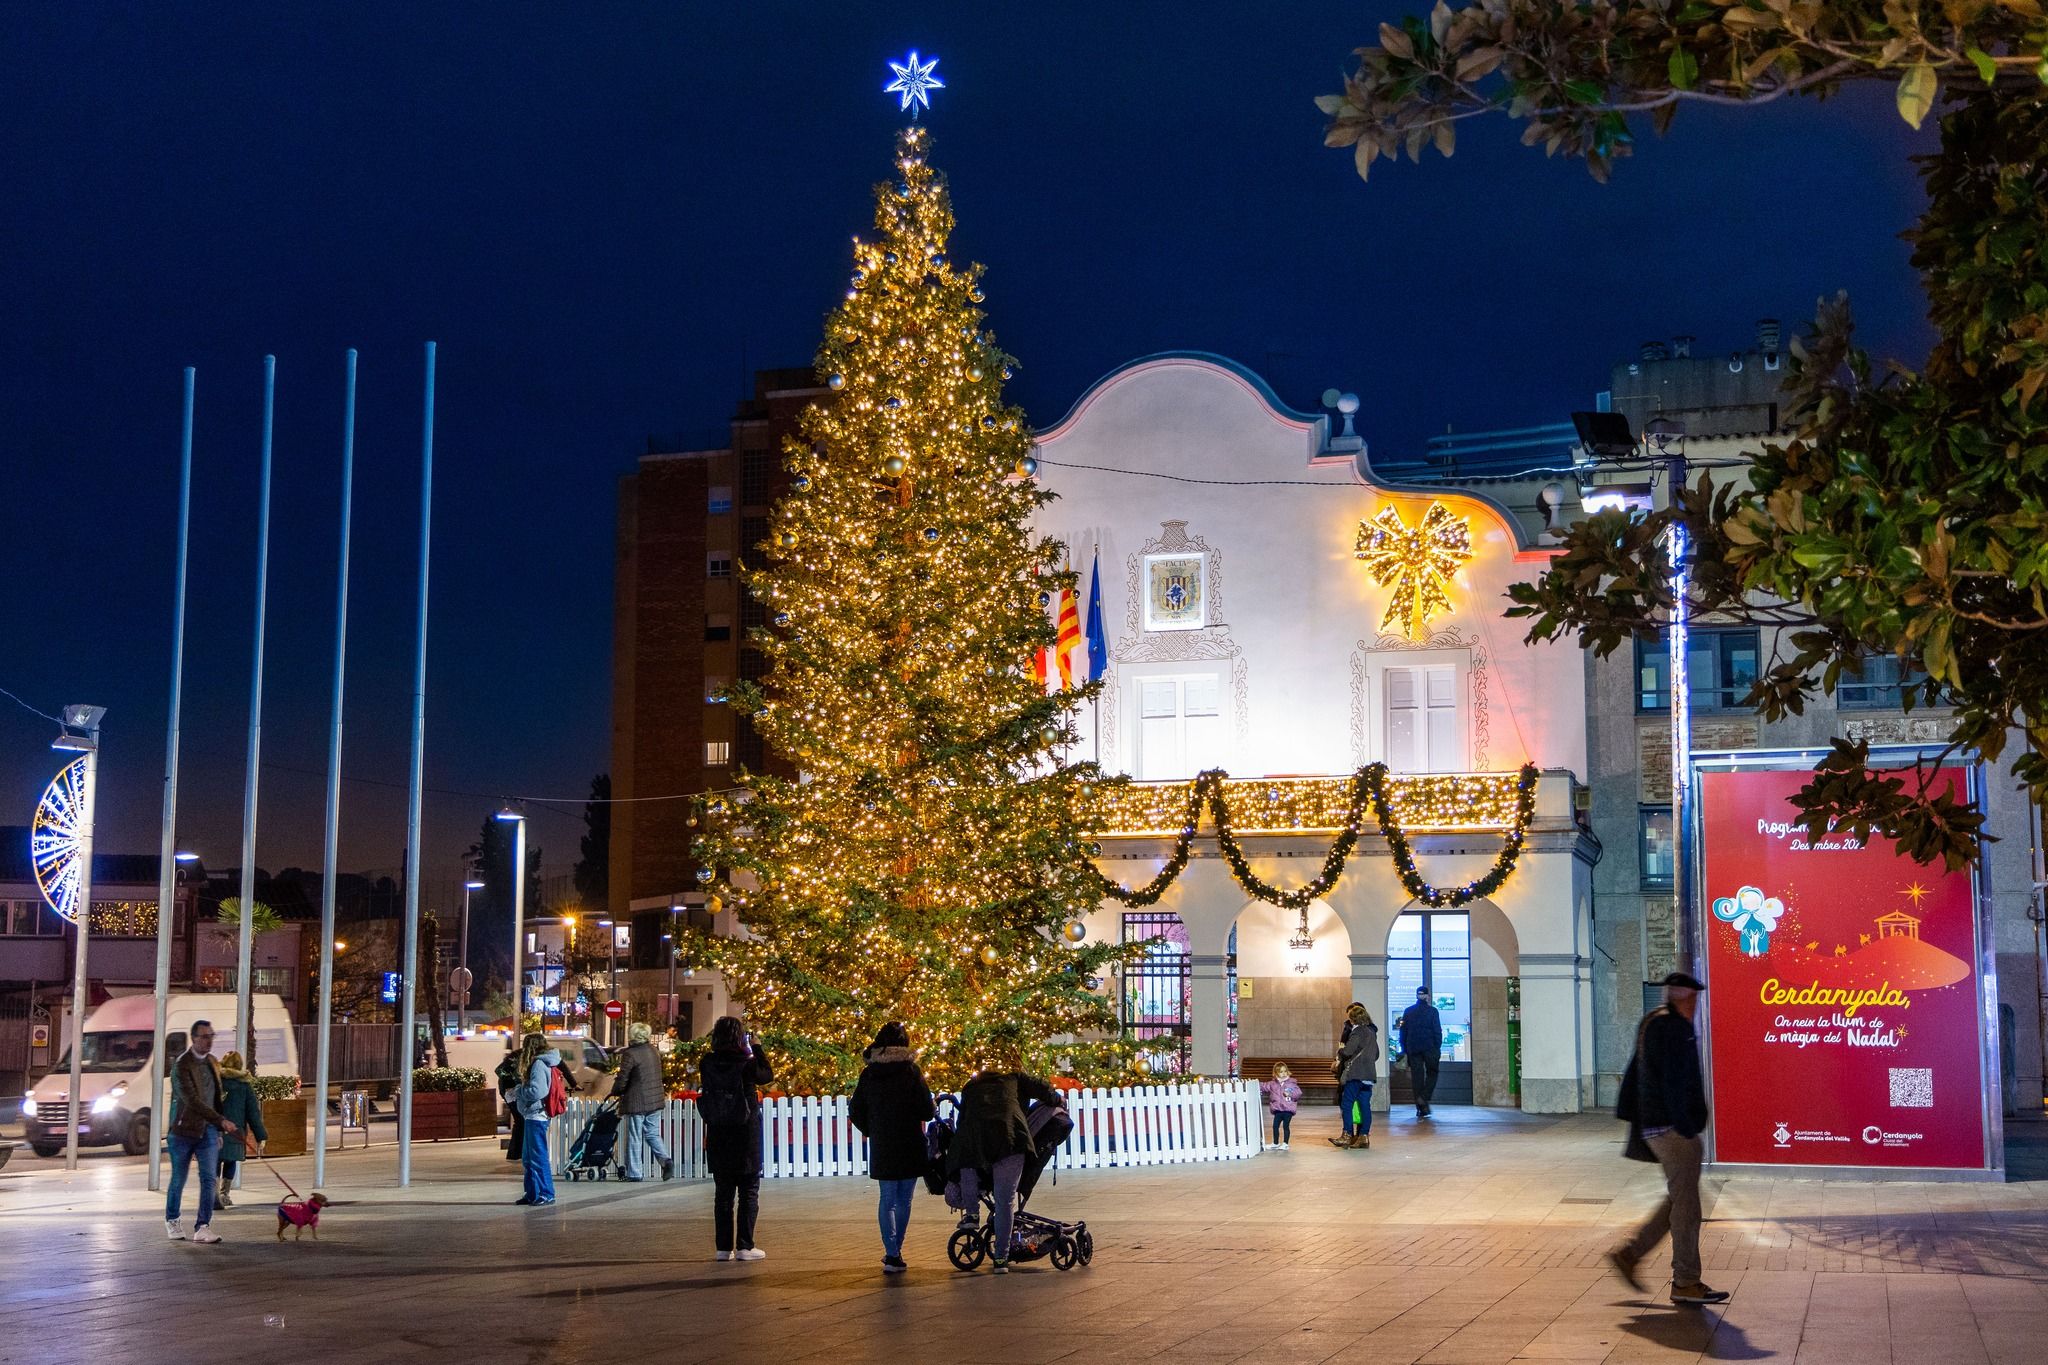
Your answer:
[1241,1056,1339,1105]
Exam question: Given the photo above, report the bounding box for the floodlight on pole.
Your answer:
[174,851,200,863]
[1644,416,1697,978]
[41,706,104,1172]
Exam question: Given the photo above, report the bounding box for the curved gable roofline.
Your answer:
[1032,351,1325,445]
[1031,351,1545,555]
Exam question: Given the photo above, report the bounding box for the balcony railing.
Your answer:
[1092,771,1529,837]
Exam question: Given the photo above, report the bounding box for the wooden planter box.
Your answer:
[410,1088,496,1141]
[260,1097,309,1157]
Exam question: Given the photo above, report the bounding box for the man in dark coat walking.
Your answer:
[848,1022,936,1272]
[611,1022,673,1181]
[1398,985,1445,1119]
[1612,972,1729,1306]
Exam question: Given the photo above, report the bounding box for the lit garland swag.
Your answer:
[1093,763,1541,910]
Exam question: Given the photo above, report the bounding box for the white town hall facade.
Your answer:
[1034,354,1602,1113]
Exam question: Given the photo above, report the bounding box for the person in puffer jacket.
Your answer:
[1263,1064,1302,1149]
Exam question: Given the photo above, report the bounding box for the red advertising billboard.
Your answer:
[1696,761,1990,1170]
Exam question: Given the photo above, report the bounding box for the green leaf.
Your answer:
[1896,62,1937,130]
[1668,47,1700,90]
[1966,47,1997,85]
[1562,79,1605,104]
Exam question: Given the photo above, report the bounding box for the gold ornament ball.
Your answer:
[883,454,907,476]
[979,944,1000,966]
[1061,920,1086,944]
[776,530,797,549]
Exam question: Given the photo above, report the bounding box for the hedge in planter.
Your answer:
[252,1074,309,1158]
[410,1067,494,1141]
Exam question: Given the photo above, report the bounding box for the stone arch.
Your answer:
[1379,895,1522,1107]
[1230,897,1354,1080]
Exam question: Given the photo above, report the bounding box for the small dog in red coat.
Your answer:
[276,1192,329,1241]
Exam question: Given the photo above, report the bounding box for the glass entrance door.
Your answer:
[1386,910,1474,1104]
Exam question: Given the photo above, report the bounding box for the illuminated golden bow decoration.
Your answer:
[1354,501,1472,640]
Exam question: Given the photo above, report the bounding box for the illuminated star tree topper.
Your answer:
[884,50,944,114]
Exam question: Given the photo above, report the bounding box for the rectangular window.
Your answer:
[1636,629,1759,712]
[1385,664,1459,773]
[707,552,733,579]
[740,515,769,555]
[738,647,768,682]
[217,967,292,996]
[704,676,728,704]
[1837,653,1927,710]
[1121,912,1191,1074]
[708,486,733,515]
[1134,674,1224,780]
[705,741,731,767]
[704,614,732,643]
[1640,807,1675,888]
[740,588,768,630]
[741,451,773,507]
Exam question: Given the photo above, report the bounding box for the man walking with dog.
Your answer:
[165,1019,239,1245]
[1611,971,1729,1306]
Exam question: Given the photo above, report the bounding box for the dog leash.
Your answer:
[253,1150,304,1201]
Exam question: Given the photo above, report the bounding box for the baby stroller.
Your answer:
[561,1097,623,1181]
[943,1096,1094,1271]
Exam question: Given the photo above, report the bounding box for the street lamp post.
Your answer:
[665,894,679,1030]
[1646,417,1697,978]
[53,705,105,1172]
[150,369,195,1193]
[598,919,620,1047]
[459,876,484,1027]
[496,806,527,1021]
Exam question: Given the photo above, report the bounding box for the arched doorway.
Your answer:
[1230,899,1352,1095]
[1385,898,1518,1107]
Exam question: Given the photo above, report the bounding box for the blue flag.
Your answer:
[1084,549,1108,682]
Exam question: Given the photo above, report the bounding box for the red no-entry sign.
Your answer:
[603,1000,625,1020]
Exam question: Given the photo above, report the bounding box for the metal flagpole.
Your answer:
[148,369,196,1192]
[314,350,358,1189]
[397,341,437,1186]
[236,356,277,1068]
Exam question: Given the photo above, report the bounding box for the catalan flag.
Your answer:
[1055,577,1085,689]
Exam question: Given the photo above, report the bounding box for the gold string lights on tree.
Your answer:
[683,81,1149,1093]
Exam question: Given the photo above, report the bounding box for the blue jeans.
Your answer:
[1339,1079,1374,1136]
[960,1153,1026,1264]
[166,1127,222,1225]
[522,1115,554,1202]
[621,1111,670,1179]
[876,1177,918,1257]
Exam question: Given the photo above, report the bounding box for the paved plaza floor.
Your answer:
[4,1104,2047,1365]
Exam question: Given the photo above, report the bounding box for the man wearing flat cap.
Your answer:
[1611,971,1729,1306]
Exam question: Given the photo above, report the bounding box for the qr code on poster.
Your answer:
[1889,1067,1934,1108]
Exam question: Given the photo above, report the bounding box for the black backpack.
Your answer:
[696,1063,751,1129]
[922,1095,958,1194]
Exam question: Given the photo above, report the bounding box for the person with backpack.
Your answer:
[1611,972,1728,1306]
[510,1032,564,1207]
[848,1021,936,1273]
[698,1014,774,1261]
[947,1026,1060,1275]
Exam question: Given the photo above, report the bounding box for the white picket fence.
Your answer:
[547,1080,1262,1181]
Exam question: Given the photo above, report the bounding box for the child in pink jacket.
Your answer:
[1263,1065,1302,1149]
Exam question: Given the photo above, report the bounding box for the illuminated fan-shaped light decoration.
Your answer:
[32,757,91,922]
[1354,500,1472,640]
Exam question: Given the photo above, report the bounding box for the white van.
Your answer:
[21,993,297,1158]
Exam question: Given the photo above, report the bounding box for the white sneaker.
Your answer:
[190,1226,222,1245]
[735,1248,767,1261]
[1281,1142,1290,1150]
[716,1251,734,1262]
[166,1219,186,1241]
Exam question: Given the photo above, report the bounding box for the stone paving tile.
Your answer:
[4,1107,2047,1364]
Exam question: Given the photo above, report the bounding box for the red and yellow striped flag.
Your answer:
[1055,583,1084,689]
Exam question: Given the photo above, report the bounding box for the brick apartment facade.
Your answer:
[610,368,824,964]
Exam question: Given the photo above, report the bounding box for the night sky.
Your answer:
[0,3,1932,894]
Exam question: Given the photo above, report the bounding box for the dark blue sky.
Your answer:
[0,3,1931,889]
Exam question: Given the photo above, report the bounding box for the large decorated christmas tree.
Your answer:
[688,119,1144,1092]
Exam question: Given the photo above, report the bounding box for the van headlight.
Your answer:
[92,1093,120,1114]
[19,1095,34,1117]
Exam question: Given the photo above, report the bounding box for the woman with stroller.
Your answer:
[848,1022,936,1273]
[700,1015,775,1261]
[947,1025,1059,1275]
